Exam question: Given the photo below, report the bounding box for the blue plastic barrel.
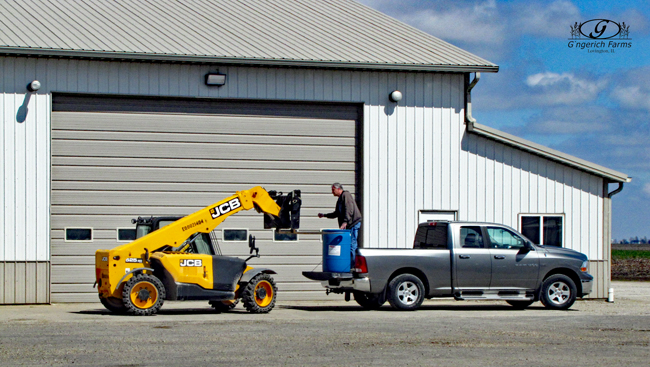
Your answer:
[322,229,351,273]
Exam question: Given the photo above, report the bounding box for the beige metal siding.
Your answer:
[51,96,360,302]
[0,262,50,304]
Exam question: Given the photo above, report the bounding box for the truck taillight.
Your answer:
[353,255,368,273]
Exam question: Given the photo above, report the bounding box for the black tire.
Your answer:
[353,291,385,310]
[506,300,535,309]
[100,296,127,314]
[121,273,166,316]
[540,274,577,310]
[242,273,277,313]
[386,274,425,311]
[209,299,239,312]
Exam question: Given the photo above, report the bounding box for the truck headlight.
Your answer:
[580,260,588,272]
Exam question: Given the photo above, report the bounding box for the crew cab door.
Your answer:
[485,226,539,290]
[454,226,491,290]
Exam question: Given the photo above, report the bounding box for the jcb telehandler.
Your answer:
[95,187,301,316]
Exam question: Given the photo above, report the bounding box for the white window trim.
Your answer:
[272,229,299,243]
[518,213,566,246]
[64,227,94,243]
[116,227,137,242]
[221,228,249,243]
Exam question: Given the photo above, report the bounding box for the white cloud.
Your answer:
[525,72,607,105]
[514,0,581,38]
[611,86,650,111]
[643,183,650,197]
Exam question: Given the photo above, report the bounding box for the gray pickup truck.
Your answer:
[303,221,593,311]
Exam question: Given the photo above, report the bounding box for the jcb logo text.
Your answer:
[180,259,203,267]
[210,198,242,219]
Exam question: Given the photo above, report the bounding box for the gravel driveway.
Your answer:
[0,281,648,367]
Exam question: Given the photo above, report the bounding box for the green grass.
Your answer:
[612,250,650,260]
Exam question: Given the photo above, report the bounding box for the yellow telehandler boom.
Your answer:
[95,186,300,315]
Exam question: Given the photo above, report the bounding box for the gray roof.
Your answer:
[0,0,497,72]
[467,121,631,183]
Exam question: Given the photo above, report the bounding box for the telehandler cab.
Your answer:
[94,187,301,316]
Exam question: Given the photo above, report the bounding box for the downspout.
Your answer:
[607,182,624,198]
[465,72,480,129]
[604,181,624,300]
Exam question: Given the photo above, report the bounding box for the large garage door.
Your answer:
[51,94,361,303]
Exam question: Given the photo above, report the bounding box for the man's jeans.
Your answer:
[350,222,361,265]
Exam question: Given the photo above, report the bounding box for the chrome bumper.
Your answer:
[321,277,371,293]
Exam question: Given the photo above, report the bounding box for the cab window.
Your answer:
[486,227,526,249]
[413,223,448,249]
[459,226,484,248]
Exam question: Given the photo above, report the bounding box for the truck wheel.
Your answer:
[506,300,534,309]
[209,299,239,312]
[122,273,166,316]
[100,296,127,314]
[387,274,425,311]
[540,274,577,310]
[242,273,277,313]
[353,291,385,310]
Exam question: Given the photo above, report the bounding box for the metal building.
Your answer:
[0,0,629,304]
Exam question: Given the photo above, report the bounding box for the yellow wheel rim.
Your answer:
[130,281,158,309]
[254,280,274,307]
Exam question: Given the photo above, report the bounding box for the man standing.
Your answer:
[318,183,362,263]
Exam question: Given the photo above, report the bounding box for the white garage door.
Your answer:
[50,94,361,303]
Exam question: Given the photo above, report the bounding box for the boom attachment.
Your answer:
[264,190,301,231]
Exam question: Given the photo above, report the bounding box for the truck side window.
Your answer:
[486,227,525,249]
[413,223,448,249]
[460,227,484,248]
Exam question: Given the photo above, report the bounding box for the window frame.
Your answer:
[116,227,137,242]
[272,229,299,243]
[64,227,94,242]
[518,213,565,247]
[221,228,249,243]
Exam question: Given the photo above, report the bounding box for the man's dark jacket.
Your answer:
[324,190,362,228]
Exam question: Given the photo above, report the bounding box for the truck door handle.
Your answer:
[494,255,506,260]
[459,255,470,259]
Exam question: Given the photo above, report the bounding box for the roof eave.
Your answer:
[467,121,631,183]
[0,47,499,73]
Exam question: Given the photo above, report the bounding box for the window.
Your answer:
[413,223,448,249]
[222,229,248,242]
[65,228,93,242]
[520,215,563,247]
[117,228,137,242]
[486,227,526,249]
[273,230,298,242]
[459,226,484,248]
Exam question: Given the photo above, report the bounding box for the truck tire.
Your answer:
[100,296,127,314]
[540,274,577,310]
[353,291,385,310]
[506,300,534,309]
[242,273,277,313]
[122,273,166,316]
[209,299,239,312]
[387,274,425,311]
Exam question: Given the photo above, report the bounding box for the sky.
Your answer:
[358,0,650,241]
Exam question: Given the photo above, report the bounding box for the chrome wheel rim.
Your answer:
[397,281,419,305]
[547,281,571,305]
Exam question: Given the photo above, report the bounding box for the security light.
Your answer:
[389,90,402,102]
[27,80,41,92]
[205,73,226,86]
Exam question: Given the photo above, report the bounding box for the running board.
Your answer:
[454,290,535,301]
